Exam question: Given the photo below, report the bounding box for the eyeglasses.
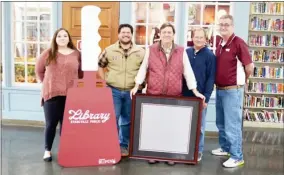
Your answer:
[218,23,232,28]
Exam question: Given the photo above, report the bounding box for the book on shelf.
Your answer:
[247,81,284,94]
[249,49,284,63]
[252,66,284,78]
[243,109,284,123]
[250,16,284,31]
[251,2,284,15]
[244,95,284,108]
[249,34,284,47]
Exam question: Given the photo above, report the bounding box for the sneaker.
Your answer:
[211,148,229,156]
[198,152,203,162]
[120,147,129,157]
[223,158,244,168]
[43,151,52,162]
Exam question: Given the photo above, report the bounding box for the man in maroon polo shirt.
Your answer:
[211,15,254,168]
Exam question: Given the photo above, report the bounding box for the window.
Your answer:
[11,2,53,85]
[1,3,4,84]
[185,2,233,53]
[132,2,178,48]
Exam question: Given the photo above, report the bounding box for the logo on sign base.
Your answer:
[98,159,116,164]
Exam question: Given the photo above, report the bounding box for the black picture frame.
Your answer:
[129,94,203,165]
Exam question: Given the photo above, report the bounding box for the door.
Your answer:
[62,2,119,51]
[62,2,119,83]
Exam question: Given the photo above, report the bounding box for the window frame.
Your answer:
[10,2,54,87]
[1,3,5,86]
[131,2,179,49]
[184,2,234,54]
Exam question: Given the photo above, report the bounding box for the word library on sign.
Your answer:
[68,109,111,124]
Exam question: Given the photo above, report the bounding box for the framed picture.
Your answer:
[129,94,203,164]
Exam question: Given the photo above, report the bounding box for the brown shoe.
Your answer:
[148,160,158,164]
[121,147,129,157]
[166,161,175,166]
[198,152,203,162]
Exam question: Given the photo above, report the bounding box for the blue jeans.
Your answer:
[198,108,207,153]
[215,87,244,160]
[110,86,132,148]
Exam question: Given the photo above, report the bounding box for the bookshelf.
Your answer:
[244,2,284,129]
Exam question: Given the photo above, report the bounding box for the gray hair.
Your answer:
[191,27,208,39]
[219,14,234,25]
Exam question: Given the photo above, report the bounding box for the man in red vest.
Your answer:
[130,22,205,165]
[131,22,204,99]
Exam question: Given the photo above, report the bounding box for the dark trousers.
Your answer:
[43,96,66,151]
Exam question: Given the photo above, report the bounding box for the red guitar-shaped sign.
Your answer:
[58,71,121,167]
[58,5,120,167]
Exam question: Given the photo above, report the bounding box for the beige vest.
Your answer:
[104,41,145,90]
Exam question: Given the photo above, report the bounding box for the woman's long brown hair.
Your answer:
[46,28,76,66]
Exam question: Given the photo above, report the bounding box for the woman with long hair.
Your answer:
[35,28,83,162]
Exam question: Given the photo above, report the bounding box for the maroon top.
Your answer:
[215,33,252,87]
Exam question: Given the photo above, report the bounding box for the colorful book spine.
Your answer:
[245,94,284,108]
[244,109,284,123]
[250,17,284,31]
[247,81,284,94]
[252,66,284,79]
[251,2,284,14]
[249,34,284,47]
[250,49,284,62]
